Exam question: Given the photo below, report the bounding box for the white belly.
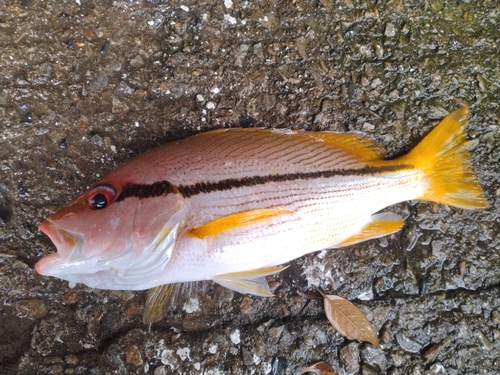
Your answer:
[161,170,423,283]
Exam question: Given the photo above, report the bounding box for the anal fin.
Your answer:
[213,266,288,296]
[188,208,292,239]
[338,212,404,247]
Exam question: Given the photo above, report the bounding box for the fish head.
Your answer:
[35,178,187,290]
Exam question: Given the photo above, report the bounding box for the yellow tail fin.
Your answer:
[400,106,488,209]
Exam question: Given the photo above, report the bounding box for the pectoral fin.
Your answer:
[188,208,292,239]
[338,212,404,247]
[213,266,288,296]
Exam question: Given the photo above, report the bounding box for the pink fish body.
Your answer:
[36,107,487,301]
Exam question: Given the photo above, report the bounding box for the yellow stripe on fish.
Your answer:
[187,208,293,239]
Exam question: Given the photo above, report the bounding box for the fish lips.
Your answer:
[35,220,85,276]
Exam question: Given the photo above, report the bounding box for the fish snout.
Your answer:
[38,220,80,261]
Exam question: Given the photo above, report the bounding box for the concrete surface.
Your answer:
[0,0,499,374]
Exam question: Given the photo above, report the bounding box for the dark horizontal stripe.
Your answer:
[114,164,409,202]
[177,164,408,198]
[116,180,178,202]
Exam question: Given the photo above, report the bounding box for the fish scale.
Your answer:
[168,172,428,281]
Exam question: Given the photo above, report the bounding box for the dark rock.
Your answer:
[0,206,12,223]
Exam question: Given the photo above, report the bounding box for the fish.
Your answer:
[35,106,487,322]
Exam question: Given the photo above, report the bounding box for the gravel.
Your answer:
[1,0,499,374]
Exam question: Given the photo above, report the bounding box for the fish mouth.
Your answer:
[35,220,83,276]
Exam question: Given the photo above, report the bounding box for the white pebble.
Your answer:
[224,14,237,24]
[362,122,375,131]
[230,329,241,345]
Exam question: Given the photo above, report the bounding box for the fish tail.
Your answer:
[400,105,488,209]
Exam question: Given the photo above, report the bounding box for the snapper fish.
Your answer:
[36,106,487,322]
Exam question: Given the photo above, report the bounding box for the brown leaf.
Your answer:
[301,361,337,375]
[322,294,380,347]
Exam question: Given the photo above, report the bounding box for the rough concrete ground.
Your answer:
[0,0,499,374]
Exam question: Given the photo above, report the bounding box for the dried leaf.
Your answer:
[301,361,337,375]
[322,293,380,347]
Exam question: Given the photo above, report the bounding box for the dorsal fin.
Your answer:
[308,132,386,161]
[207,128,386,161]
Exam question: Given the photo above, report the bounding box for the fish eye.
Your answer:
[86,185,116,210]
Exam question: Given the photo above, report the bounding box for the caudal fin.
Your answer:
[400,106,488,209]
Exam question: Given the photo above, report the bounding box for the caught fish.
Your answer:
[35,106,487,320]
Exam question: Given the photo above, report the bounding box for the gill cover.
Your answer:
[36,184,187,290]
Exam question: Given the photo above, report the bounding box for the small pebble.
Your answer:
[62,291,78,304]
[170,82,186,99]
[130,55,145,68]
[112,97,130,114]
[115,81,134,95]
[91,72,109,91]
[14,300,48,319]
[91,134,103,146]
[363,122,375,131]
[340,342,360,373]
[126,345,143,366]
[105,59,122,72]
[396,333,423,353]
[361,345,387,371]
[385,22,396,37]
